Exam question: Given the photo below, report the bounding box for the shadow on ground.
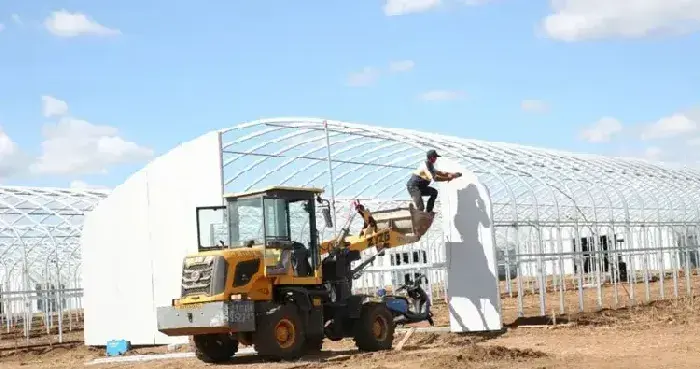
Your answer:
[209,349,363,366]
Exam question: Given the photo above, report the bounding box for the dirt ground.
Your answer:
[4,298,700,369]
[3,275,700,368]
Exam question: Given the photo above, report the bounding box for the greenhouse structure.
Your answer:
[4,117,700,344]
[217,119,700,315]
[0,186,108,341]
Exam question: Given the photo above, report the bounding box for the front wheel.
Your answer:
[305,336,323,353]
[253,304,307,361]
[353,302,395,352]
[192,334,238,363]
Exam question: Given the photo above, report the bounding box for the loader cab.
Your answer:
[196,186,332,278]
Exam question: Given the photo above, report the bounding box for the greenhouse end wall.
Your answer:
[81,131,224,346]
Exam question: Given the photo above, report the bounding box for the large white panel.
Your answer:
[438,158,502,332]
[82,205,103,346]
[82,171,154,345]
[115,171,154,343]
[82,131,224,346]
[149,132,224,345]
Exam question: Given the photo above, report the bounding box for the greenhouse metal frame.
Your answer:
[3,116,700,342]
[219,118,700,318]
[0,186,108,342]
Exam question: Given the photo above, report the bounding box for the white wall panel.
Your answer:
[438,158,502,332]
[149,132,224,345]
[114,171,153,344]
[82,170,152,345]
[82,131,223,346]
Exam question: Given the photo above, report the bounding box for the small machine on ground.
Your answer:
[379,273,434,327]
[156,186,436,363]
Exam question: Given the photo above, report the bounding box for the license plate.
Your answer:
[175,303,204,310]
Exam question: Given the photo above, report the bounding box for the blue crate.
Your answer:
[105,339,130,356]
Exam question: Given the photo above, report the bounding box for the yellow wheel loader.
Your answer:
[155,186,435,363]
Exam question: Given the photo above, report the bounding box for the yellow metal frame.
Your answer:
[223,185,324,199]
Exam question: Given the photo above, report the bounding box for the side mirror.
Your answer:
[321,207,333,228]
[316,196,333,228]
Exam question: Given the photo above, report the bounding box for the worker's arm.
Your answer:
[433,172,452,182]
[428,162,461,182]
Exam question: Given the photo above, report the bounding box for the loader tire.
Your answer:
[305,336,323,353]
[253,304,306,361]
[353,302,395,352]
[192,333,238,363]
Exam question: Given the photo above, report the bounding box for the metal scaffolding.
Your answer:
[0,186,108,343]
[219,118,700,320]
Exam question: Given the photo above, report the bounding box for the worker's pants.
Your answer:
[407,184,438,213]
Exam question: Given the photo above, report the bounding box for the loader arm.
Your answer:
[319,202,434,255]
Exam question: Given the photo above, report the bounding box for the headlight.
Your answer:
[183,255,215,267]
[209,256,228,295]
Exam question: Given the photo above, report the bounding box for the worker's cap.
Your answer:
[426,149,440,158]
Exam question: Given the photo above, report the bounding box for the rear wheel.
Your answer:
[353,302,395,352]
[253,304,307,361]
[192,334,238,363]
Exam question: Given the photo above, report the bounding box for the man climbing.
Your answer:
[406,149,461,213]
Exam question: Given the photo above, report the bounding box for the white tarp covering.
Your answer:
[82,131,224,345]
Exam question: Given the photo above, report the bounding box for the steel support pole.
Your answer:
[323,120,338,230]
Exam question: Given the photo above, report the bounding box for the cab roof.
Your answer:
[223,185,325,199]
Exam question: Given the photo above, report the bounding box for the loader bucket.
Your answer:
[371,203,435,241]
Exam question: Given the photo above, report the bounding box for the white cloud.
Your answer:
[347,61,414,86]
[31,117,153,175]
[69,180,110,191]
[543,0,700,41]
[4,96,152,179]
[0,127,29,179]
[579,117,623,143]
[12,14,22,25]
[383,0,491,16]
[644,146,663,160]
[640,113,697,140]
[419,90,466,101]
[583,109,700,168]
[0,130,17,160]
[41,95,69,118]
[346,67,381,87]
[384,0,442,16]
[521,99,549,113]
[389,60,415,73]
[44,10,121,37]
[30,97,152,175]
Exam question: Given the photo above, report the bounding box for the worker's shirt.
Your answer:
[408,160,437,187]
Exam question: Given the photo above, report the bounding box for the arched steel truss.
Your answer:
[5,117,697,319]
[0,186,108,291]
[218,117,700,229]
[219,118,700,316]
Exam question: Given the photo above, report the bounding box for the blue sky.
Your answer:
[1,0,699,189]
